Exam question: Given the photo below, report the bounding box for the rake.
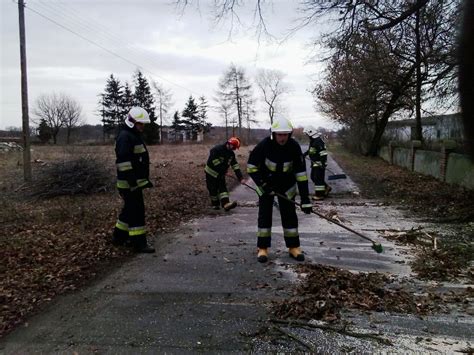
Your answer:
[228,174,383,253]
[326,168,347,181]
[272,191,383,253]
[305,157,346,180]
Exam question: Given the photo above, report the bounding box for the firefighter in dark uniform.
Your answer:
[303,126,331,200]
[205,137,244,211]
[112,107,155,253]
[247,117,313,263]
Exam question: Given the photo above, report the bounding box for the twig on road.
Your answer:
[270,319,393,346]
[272,325,316,352]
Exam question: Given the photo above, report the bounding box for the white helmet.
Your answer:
[271,117,293,134]
[303,125,320,138]
[125,107,150,128]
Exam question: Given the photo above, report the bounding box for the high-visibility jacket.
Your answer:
[247,137,310,200]
[304,136,328,168]
[205,143,243,180]
[115,125,151,190]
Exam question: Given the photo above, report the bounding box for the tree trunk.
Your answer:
[414,8,423,142]
[66,128,71,144]
[367,90,402,156]
[367,65,417,156]
[225,111,228,138]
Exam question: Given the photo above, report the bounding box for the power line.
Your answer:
[22,2,203,97]
[34,0,168,75]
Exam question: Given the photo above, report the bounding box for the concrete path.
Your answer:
[1,156,472,353]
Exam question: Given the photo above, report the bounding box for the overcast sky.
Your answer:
[1,0,334,131]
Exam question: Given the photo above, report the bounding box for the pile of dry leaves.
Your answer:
[272,264,473,322]
[381,227,474,281]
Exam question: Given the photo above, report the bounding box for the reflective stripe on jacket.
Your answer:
[247,136,309,199]
[304,136,327,167]
[205,143,243,180]
[115,125,150,190]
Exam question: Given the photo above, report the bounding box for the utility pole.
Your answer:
[18,0,32,181]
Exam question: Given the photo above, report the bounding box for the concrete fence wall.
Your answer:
[379,141,474,190]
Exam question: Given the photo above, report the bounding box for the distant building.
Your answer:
[384,113,464,142]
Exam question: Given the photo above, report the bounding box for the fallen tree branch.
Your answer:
[270,319,393,346]
[272,326,316,352]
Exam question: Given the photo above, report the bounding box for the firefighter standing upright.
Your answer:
[205,137,244,211]
[112,107,155,253]
[247,117,313,263]
[303,126,331,200]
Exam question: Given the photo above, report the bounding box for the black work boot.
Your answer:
[289,247,305,261]
[257,248,268,263]
[133,235,155,253]
[112,227,129,246]
[325,185,332,197]
[223,201,237,211]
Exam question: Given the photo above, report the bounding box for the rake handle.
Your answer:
[305,156,335,175]
[272,191,377,245]
[226,173,376,245]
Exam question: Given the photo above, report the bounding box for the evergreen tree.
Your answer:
[133,70,158,144]
[121,82,134,118]
[99,74,123,136]
[198,96,212,133]
[171,110,184,142]
[181,96,201,140]
[37,118,51,144]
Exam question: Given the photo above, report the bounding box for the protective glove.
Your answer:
[261,182,274,195]
[128,179,139,191]
[300,196,312,214]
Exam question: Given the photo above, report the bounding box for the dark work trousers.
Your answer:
[205,174,230,207]
[116,188,147,248]
[257,193,300,249]
[311,167,327,197]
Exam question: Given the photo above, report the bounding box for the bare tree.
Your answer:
[315,32,415,155]
[299,0,461,143]
[62,96,83,144]
[174,0,273,42]
[459,0,474,159]
[151,81,173,143]
[214,97,234,138]
[243,96,258,143]
[33,93,83,144]
[217,63,254,138]
[32,93,61,144]
[255,68,291,124]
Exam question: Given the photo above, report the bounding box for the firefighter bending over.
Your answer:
[112,107,155,253]
[247,117,312,263]
[205,137,244,211]
[303,126,331,201]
